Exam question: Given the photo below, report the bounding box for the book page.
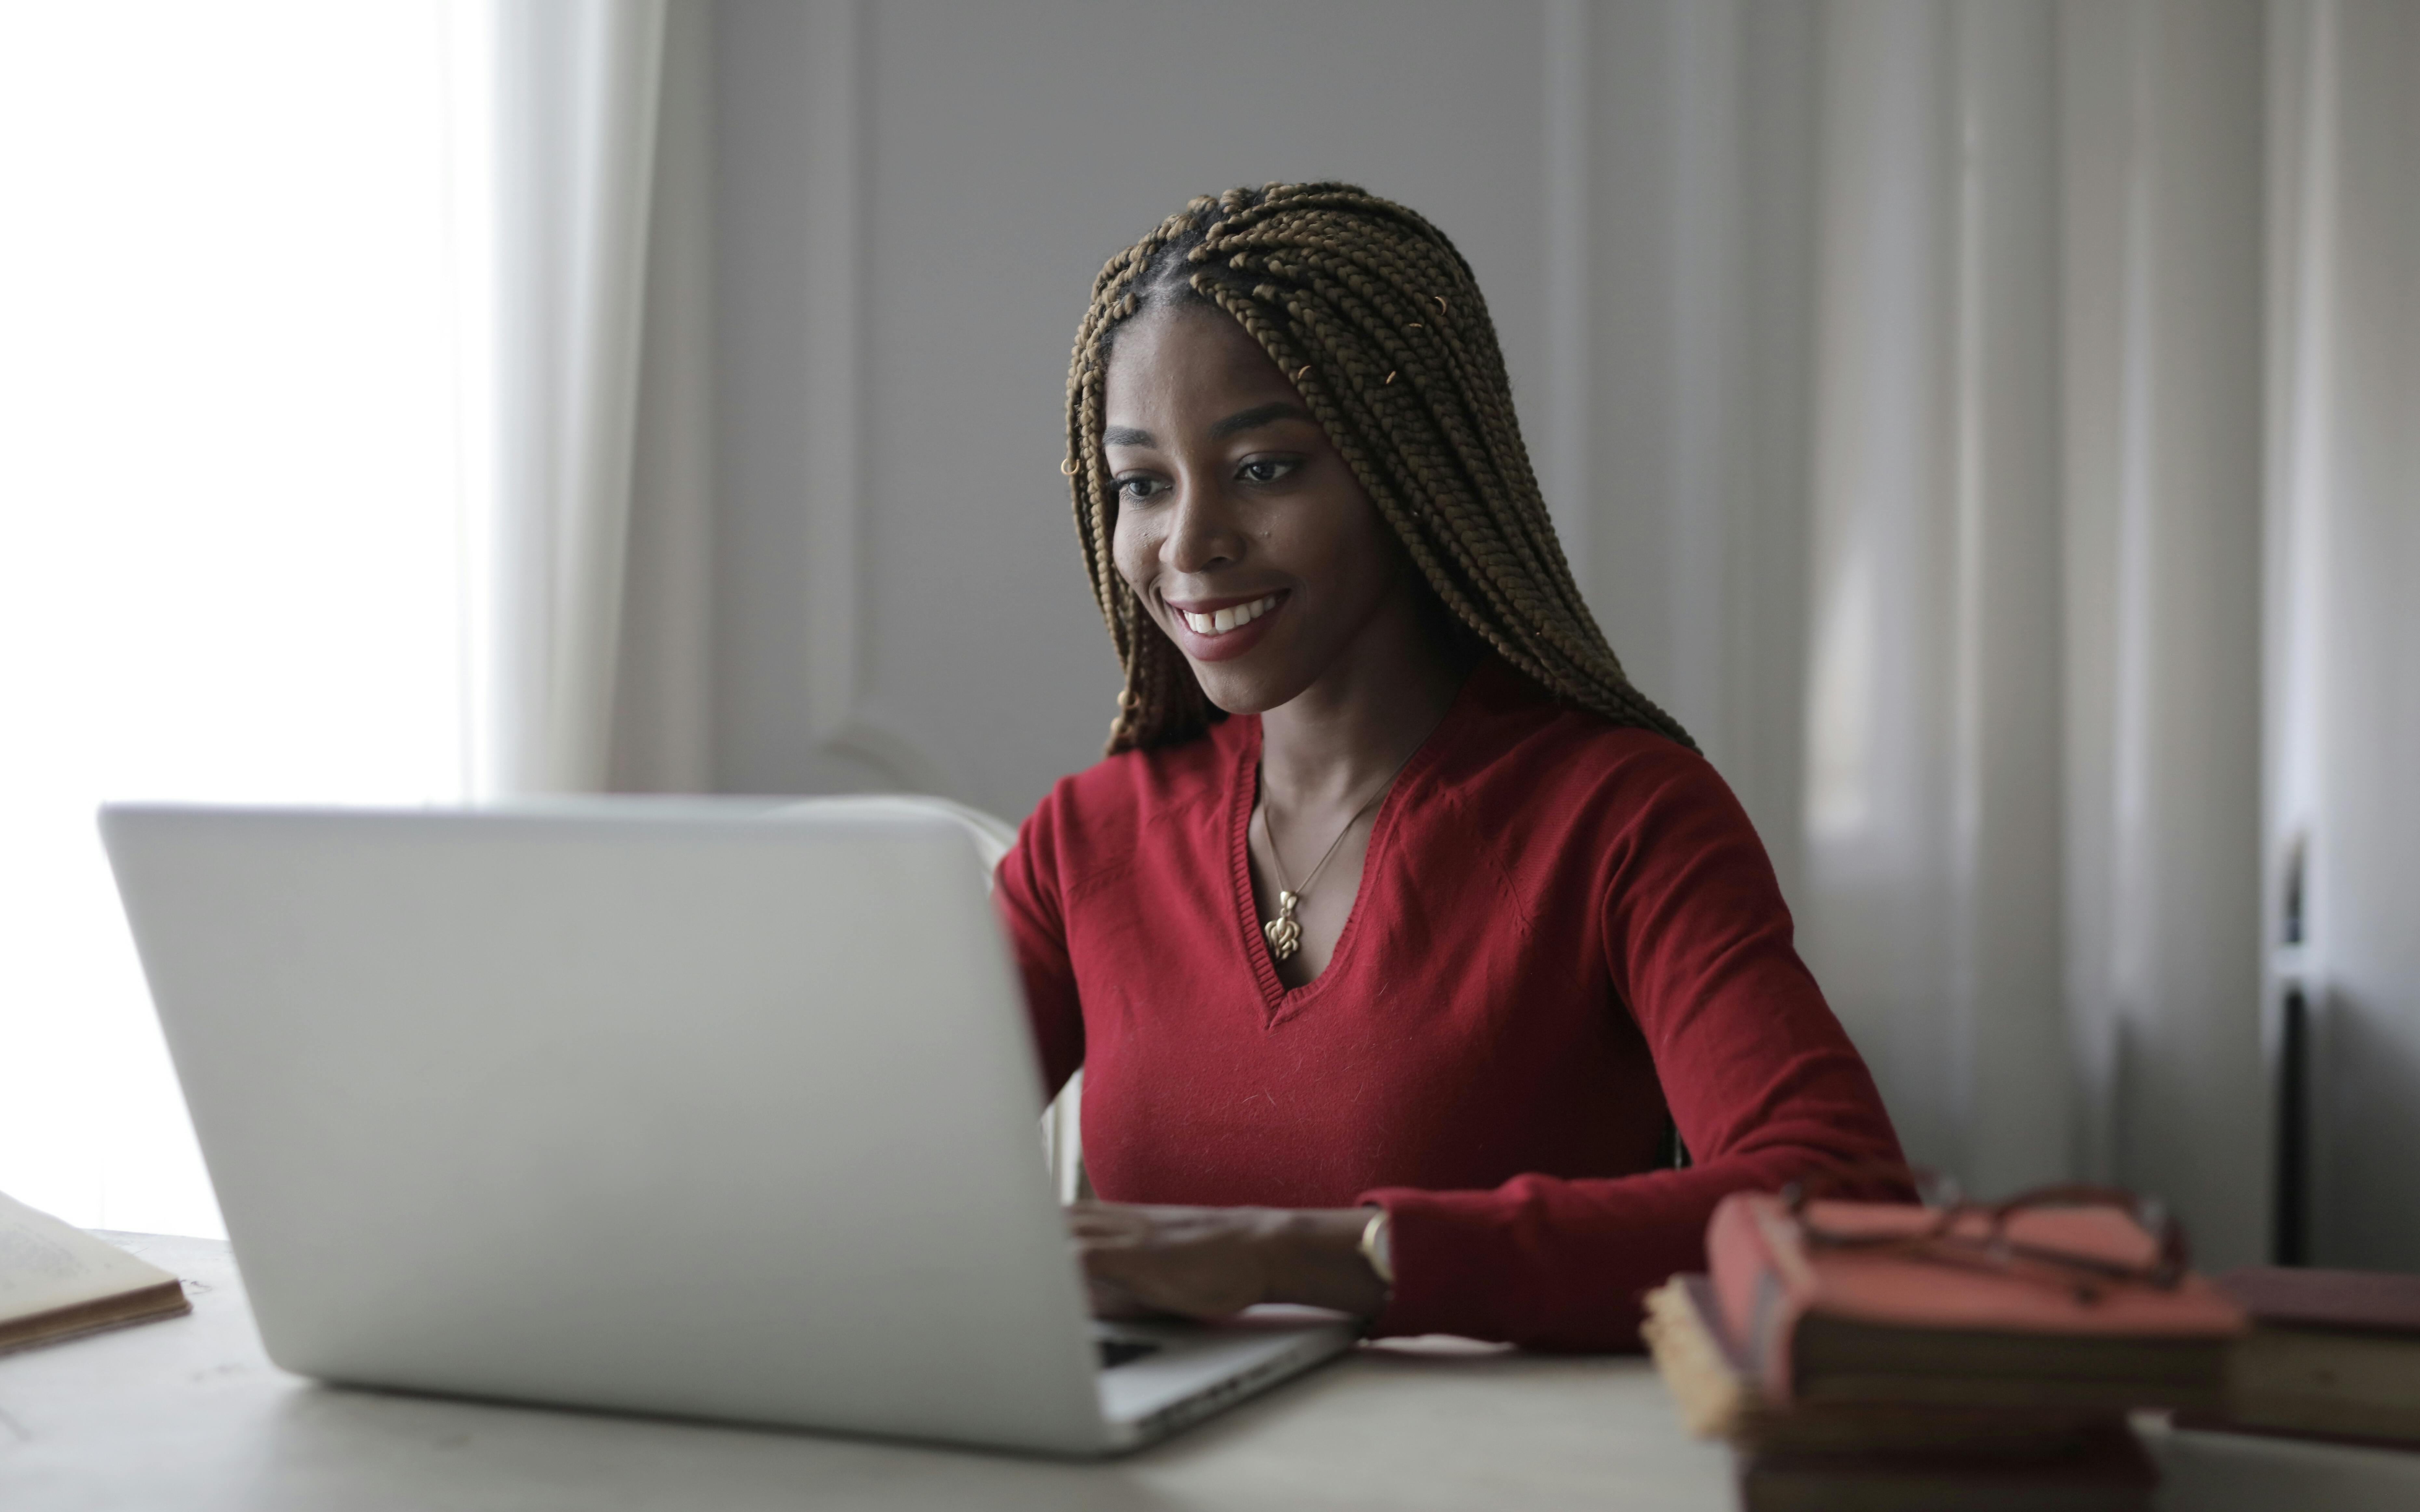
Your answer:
[0,1190,181,1324]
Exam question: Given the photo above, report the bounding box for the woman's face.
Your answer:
[1104,304,1414,716]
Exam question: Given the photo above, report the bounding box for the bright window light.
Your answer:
[0,3,491,1237]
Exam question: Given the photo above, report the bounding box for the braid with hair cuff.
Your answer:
[1065,182,1693,755]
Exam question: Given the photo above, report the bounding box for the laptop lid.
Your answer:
[100,802,1114,1454]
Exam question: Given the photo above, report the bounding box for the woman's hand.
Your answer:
[1067,1200,1390,1321]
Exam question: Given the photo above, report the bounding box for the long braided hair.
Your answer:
[1065,182,1693,755]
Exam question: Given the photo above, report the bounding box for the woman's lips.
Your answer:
[1166,591,1286,663]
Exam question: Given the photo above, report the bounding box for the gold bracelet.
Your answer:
[1358,1207,1395,1289]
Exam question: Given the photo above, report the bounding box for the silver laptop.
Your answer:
[99,801,1354,1456]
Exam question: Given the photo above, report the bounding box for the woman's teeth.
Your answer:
[1180,594,1280,636]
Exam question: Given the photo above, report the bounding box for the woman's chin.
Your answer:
[1188,662,1310,719]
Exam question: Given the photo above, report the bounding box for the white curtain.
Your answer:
[1806,0,2270,1255]
[1568,0,2391,1268]
[2265,0,2420,1270]
[0,4,483,1237]
[479,0,710,797]
[2056,0,2270,1268]
[1797,0,2076,1208]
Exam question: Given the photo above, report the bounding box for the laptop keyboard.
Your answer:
[1096,1337,1162,1370]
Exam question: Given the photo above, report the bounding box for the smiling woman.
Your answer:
[995,185,1906,1350]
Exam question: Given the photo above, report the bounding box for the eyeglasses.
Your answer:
[1778,1162,2191,1301]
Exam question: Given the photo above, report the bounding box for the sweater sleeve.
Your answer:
[1358,751,1904,1351]
[993,790,1085,1102]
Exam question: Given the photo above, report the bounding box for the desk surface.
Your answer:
[6,1236,2418,1511]
[2,1234,1740,1511]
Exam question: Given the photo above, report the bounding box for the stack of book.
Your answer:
[1645,1188,2248,1511]
[2189,1265,2420,1448]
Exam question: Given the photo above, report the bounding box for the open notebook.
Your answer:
[0,1190,190,1355]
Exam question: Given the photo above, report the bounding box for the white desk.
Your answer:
[1,1234,1737,1511]
[4,1235,2416,1511]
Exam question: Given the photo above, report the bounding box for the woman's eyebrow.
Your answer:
[1103,402,1310,450]
[1209,401,1314,439]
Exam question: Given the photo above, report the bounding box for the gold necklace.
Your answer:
[1255,755,1415,964]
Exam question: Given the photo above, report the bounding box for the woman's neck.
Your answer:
[1257,585,1471,810]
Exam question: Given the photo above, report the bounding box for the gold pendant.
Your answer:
[1264,889,1303,962]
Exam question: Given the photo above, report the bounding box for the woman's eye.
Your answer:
[1238,458,1297,485]
[1115,475,1166,503]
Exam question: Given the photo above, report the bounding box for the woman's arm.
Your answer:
[993,798,1085,1100]
[1064,747,1904,1348]
[1069,1088,1892,1344]
[1069,1201,1388,1319]
[1355,751,1904,1349]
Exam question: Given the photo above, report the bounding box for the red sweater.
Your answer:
[994,658,1903,1350]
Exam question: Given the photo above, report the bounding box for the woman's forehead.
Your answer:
[1103,305,1296,427]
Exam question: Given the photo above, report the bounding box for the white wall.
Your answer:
[708,0,1569,821]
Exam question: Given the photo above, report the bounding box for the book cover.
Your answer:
[1707,1191,2245,1410]
[1645,1273,2124,1458]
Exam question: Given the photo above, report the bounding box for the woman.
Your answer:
[995,183,1902,1351]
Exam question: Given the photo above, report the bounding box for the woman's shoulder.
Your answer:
[1428,663,1777,918]
[1435,659,1723,818]
[1013,716,1245,874]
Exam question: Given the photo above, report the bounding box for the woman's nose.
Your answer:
[1160,479,1244,575]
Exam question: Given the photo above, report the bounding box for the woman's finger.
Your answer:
[1084,1271,1154,1319]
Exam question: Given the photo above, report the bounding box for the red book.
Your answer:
[1706,1191,2246,1411]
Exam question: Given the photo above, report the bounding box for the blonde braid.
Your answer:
[1064,183,1694,754]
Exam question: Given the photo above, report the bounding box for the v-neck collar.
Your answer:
[1222,666,1483,1024]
